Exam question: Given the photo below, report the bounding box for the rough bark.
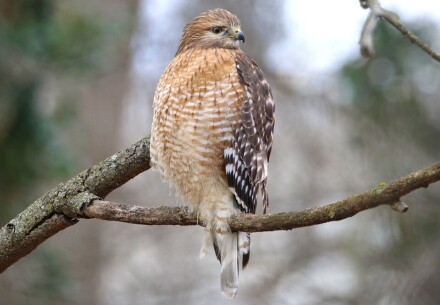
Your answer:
[0,136,150,273]
[84,162,440,231]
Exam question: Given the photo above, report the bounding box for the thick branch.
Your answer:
[0,137,151,273]
[83,162,440,232]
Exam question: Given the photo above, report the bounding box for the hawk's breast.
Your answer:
[150,48,243,204]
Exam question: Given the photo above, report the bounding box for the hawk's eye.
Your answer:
[211,26,223,34]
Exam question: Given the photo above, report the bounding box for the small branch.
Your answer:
[359,0,440,62]
[380,13,440,62]
[84,162,440,232]
[84,202,199,226]
[360,10,380,58]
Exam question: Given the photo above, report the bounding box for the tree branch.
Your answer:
[0,137,151,273]
[1,137,439,273]
[83,162,440,232]
[359,0,440,62]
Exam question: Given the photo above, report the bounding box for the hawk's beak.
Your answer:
[230,26,245,43]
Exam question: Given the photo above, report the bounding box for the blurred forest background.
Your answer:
[1,0,440,304]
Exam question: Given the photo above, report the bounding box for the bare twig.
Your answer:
[360,10,380,58]
[359,0,440,62]
[381,13,440,62]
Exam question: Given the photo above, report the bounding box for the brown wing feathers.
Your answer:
[224,53,275,214]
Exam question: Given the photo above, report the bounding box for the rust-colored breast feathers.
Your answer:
[151,48,244,201]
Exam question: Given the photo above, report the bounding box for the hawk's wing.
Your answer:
[224,52,275,214]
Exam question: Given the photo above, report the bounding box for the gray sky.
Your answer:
[133,0,440,77]
[274,0,440,72]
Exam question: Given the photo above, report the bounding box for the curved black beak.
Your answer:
[236,31,245,43]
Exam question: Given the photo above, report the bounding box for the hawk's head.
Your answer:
[176,9,245,55]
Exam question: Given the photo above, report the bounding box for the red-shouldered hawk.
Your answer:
[150,8,275,298]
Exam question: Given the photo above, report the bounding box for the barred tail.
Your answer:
[212,230,251,299]
[199,206,251,299]
[216,231,239,299]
